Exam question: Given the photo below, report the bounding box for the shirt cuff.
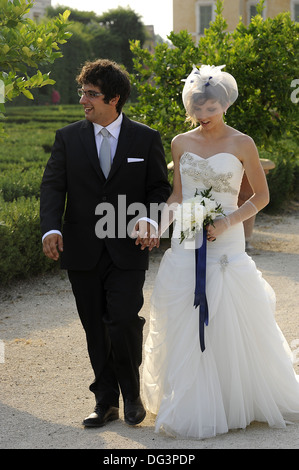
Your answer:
[138,217,158,233]
[42,230,62,243]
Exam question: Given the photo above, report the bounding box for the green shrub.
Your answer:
[130,0,299,209]
[0,105,86,283]
[261,140,298,212]
[131,1,299,148]
[1,166,43,201]
[0,197,57,284]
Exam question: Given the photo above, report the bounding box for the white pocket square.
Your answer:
[127,158,144,163]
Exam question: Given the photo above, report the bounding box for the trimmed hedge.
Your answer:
[1,166,43,202]
[0,197,57,284]
[0,105,85,284]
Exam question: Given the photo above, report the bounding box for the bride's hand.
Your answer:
[206,218,228,241]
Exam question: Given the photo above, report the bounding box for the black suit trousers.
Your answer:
[68,247,146,407]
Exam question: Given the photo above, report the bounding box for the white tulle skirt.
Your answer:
[143,223,299,439]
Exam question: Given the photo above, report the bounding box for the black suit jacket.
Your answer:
[40,114,171,271]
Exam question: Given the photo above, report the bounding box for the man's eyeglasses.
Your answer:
[78,89,103,99]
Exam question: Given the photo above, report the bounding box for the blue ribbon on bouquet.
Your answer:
[194,228,209,352]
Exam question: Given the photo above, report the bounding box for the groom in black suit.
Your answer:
[40,59,171,427]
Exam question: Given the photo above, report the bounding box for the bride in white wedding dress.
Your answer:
[142,65,299,439]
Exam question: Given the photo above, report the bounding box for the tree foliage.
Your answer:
[0,0,72,138]
[0,0,71,99]
[130,0,299,155]
[97,7,146,73]
[46,5,99,24]
[20,5,147,105]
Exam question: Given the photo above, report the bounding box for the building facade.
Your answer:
[173,0,299,42]
[26,0,51,20]
[9,0,52,20]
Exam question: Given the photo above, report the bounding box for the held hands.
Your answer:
[43,233,63,261]
[132,220,159,251]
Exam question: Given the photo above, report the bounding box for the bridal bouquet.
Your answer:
[174,187,225,244]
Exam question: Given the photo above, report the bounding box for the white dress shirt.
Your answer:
[93,112,123,161]
[42,113,157,242]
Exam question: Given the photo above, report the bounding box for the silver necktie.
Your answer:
[99,128,111,178]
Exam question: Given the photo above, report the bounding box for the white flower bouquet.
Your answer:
[174,187,225,244]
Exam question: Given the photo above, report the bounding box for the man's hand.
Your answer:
[132,220,159,251]
[42,233,63,261]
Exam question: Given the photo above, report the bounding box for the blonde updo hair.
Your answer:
[182,65,238,126]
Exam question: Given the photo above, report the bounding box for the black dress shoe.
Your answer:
[124,396,146,426]
[83,404,119,427]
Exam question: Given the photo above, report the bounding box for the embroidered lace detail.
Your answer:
[180,152,238,195]
[219,254,229,271]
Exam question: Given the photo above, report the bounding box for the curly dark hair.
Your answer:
[76,59,131,113]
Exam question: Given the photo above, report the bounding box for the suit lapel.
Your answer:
[106,114,136,182]
[79,120,104,180]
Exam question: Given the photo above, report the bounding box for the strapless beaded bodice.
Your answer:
[180,152,244,212]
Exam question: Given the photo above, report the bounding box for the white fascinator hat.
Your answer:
[182,64,238,124]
